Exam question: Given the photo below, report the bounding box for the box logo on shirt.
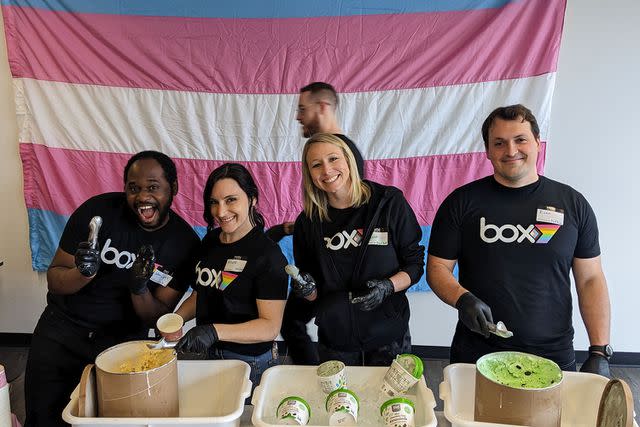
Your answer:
[100,238,136,269]
[324,229,363,251]
[480,217,560,244]
[195,261,238,290]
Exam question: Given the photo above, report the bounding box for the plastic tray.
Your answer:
[251,365,437,426]
[439,363,638,427]
[62,359,251,427]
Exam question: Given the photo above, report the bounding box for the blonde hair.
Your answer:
[301,133,371,222]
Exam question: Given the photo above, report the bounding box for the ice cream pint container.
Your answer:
[474,351,563,427]
[381,354,423,396]
[276,396,311,425]
[381,397,416,427]
[325,388,359,426]
[317,360,347,394]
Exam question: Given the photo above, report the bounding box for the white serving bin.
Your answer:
[251,365,437,427]
[63,360,251,427]
[440,363,638,427]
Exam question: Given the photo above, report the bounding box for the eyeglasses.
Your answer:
[296,101,332,114]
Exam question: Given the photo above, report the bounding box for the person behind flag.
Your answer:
[25,151,200,427]
[287,133,424,366]
[174,163,288,387]
[277,82,367,365]
[426,104,612,376]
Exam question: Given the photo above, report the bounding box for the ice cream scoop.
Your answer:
[146,338,177,350]
[488,321,513,338]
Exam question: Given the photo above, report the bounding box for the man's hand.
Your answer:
[75,241,100,277]
[291,271,317,299]
[456,291,494,337]
[175,324,219,354]
[580,353,611,377]
[351,279,395,311]
[129,244,155,295]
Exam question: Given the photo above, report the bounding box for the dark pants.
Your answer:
[280,295,319,365]
[450,325,577,371]
[318,329,412,366]
[24,306,142,427]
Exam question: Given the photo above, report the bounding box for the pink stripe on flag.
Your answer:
[21,143,546,227]
[3,0,565,94]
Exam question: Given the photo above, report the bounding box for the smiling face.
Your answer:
[486,117,541,188]
[306,142,352,204]
[209,178,254,243]
[125,158,175,231]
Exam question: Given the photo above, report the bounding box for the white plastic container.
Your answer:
[439,363,639,427]
[62,359,251,427]
[252,365,437,427]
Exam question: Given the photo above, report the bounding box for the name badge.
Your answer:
[536,207,564,225]
[150,265,173,286]
[368,228,389,246]
[224,258,247,273]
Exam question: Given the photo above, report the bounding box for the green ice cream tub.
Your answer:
[474,351,564,427]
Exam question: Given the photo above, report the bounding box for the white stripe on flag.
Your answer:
[15,74,555,161]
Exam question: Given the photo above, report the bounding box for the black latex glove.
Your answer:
[129,244,155,295]
[291,271,317,298]
[75,241,100,277]
[580,353,611,377]
[351,279,395,311]
[456,291,494,338]
[175,324,219,354]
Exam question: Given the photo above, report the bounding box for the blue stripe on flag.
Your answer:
[2,0,514,18]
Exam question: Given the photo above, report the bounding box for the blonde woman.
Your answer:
[289,133,424,365]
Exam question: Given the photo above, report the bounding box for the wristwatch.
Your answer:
[588,344,613,359]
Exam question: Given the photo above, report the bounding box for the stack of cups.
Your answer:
[316,361,358,426]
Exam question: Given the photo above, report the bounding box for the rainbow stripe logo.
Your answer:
[219,272,238,290]
[534,224,561,244]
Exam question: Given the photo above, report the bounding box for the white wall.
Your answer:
[1,0,638,352]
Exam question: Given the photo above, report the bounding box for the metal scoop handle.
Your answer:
[146,338,178,350]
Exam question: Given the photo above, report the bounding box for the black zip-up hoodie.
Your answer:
[293,180,425,352]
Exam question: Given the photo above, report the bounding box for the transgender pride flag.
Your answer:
[2,0,566,291]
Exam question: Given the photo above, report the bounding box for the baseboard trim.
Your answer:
[3,334,638,365]
[0,333,31,347]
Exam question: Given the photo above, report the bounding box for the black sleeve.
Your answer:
[390,192,425,284]
[428,190,463,260]
[58,197,100,255]
[255,243,289,300]
[574,192,601,259]
[292,213,316,276]
[166,232,201,293]
[265,223,287,243]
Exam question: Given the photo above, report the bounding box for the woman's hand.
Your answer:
[351,278,394,311]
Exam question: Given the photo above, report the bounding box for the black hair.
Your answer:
[202,163,265,231]
[300,82,338,107]
[481,104,541,148]
[123,150,178,186]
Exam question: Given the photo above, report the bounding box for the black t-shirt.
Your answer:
[48,192,200,333]
[428,176,600,352]
[193,226,288,356]
[320,205,368,289]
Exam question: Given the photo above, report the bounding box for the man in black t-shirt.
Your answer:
[427,105,612,376]
[24,151,200,427]
[277,82,367,364]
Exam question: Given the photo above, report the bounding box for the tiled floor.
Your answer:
[2,346,639,425]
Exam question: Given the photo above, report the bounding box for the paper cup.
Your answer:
[381,354,423,396]
[381,397,416,427]
[317,360,347,394]
[276,396,311,425]
[325,388,358,426]
[156,313,184,342]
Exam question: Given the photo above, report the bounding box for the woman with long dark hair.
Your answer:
[175,163,288,384]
